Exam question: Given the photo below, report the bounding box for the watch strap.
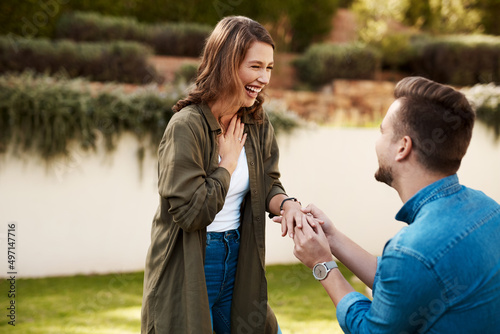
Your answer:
[279,197,301,211]
[324,261,338,271]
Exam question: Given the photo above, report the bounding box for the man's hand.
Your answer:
[301,204,378,289]
[301,204,336,246]
[293,217,333,269]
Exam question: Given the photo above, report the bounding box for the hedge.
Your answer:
[0,71,176,160]
[293,42,381,88]
[370,32,423,71]
[368,34,500,86]
[55,12,212,57]
[408,35,500,86]
[174,63,199,84]
[0,72,299,162]
[0,36,161,84]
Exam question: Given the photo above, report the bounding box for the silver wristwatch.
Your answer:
[313,261,338,280]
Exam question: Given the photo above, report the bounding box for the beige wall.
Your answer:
[1,123,499,277]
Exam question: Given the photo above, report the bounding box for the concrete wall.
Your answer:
[1,123,499,278]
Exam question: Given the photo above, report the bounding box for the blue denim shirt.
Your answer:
[337,174,500,333]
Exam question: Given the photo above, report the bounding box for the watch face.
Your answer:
[313,264,327,280]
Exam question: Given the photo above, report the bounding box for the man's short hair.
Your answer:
[393,76,475,175]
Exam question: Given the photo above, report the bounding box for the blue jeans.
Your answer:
[204,230,240,334]
[204,229,282,334]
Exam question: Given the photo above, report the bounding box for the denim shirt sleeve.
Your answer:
[336,251,443,333]
[336,292,372,334]
[372,256,382,294]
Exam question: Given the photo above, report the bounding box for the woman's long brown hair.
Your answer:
[172,16,275,123]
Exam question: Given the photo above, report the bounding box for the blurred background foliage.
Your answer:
[1,0,499,52]
[353,0,498,40]
[294,42,381,87]
[0,71,177,160]
[463,83,500,138]
[0,0,499,161]
[1,0,498,84]
[0,36,161,83]
[0,0,342,52]
[55,11,212,57]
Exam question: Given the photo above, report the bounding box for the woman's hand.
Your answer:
[218,115,247,175]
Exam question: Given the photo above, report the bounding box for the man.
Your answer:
[282,77,500,333]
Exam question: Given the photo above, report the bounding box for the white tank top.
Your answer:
[207,147,250,232]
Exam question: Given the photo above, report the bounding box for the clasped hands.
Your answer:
[273,204,335,268]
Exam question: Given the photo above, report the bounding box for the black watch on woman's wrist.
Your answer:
[268,196,301,219]
[280,197,301,211]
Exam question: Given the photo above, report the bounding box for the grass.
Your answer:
[4,272,144,333]
[268,263,368,333]
[1,264,368,333]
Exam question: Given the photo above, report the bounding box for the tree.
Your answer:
[475,0,500,35]
[352,0,484,45]
[404,0,482,34]
[352,0,409,43]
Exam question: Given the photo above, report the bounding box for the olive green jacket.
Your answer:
[141,103,286,333]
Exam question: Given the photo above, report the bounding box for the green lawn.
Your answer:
[1,263,368,333]
[268,263,368,333]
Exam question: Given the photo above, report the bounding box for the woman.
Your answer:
[141,16,305,334]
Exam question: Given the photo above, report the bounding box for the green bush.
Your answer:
[0,71,176,159]
[0,72,300,161]
[145,23,210,57]
[0,0,62,39]
[55,12,212,57]
[408,35,500,86]
[174,63,199,84]
[371,32,423,71]
[294,42,381,88]
[55,11,146,42]
[286,0,339,52]
[463,83,500,137]
[0,36,161,84]
[264,100,301,134]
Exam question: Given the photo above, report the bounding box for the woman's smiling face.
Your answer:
[237,41,274,107]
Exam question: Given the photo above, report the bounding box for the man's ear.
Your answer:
[395,136,413,162]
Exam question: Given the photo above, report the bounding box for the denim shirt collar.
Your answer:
[395,174,462,225]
